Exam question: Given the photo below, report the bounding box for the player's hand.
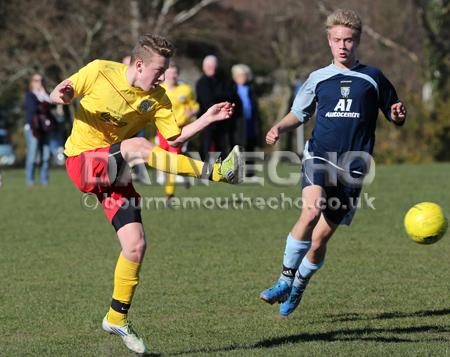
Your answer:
[58,80,74,104]
[266,126,280,145]
[206,102,235,122]
[391,102,406,124]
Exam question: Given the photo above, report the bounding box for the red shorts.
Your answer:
[157,131,182,154]
[66,144,141,229]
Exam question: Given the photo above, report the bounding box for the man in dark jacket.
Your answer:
[196,55,234,160]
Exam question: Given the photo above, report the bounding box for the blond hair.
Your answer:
[231,64,253,82]
[130,34,174,64]
[326,9,362,38]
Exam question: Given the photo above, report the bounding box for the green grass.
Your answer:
[1,163,450,356]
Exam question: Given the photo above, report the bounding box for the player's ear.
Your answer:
[135,58,144,73]
[326,31,332,47]
[353,32,361,47]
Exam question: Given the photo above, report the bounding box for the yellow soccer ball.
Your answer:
[404,202,448,244]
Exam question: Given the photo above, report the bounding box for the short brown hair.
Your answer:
[29,73,43,91]
[130,34,175,64]
[326,9,362,38]
[168,61,180,72]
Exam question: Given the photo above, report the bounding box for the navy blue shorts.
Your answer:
[301,157,363,225]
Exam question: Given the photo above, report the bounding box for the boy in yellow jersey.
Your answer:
[159,62,199,203]
[49,34,243,354]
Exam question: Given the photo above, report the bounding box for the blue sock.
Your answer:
[279,233,311,285]
[293,256,324,290]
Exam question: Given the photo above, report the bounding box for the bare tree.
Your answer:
[0,0,224,94]
[317,1,419,63]
[414,0,450,103]
[0,0,227,135]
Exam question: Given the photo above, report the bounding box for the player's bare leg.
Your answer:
[120,137,244,184]
[291,185,325,241]
[117,222,147,263]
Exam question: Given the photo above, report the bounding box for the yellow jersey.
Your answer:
[64,60,181,156]
[160,82,199,128]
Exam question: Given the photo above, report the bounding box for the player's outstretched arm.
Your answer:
[391,102,407,124]
[168,102,234,147]
[266,112,302,145]
[50,79,74,105]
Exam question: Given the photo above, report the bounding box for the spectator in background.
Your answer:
[24,74,53,186]
[196,55,233,160]
[160,62,199,203]
[231,64,262,177]
[48,104,69,167]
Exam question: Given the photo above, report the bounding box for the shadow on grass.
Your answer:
[325,308,450,322]
[168,323,450,355]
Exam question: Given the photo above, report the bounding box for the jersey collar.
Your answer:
[330,60,361,71]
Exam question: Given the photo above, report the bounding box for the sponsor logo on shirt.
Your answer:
[325,86,360,119]
[340,86,350,98]
[139,99,153,112]
[100,112,127,127]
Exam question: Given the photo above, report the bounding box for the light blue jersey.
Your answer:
[291,62,401,162]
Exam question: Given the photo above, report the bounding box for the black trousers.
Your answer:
[200,121,230,161]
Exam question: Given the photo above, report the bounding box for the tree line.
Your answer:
[0,0,448,162]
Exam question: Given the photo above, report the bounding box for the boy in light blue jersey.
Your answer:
[260,9,407,317]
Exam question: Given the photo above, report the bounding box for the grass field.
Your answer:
[1,163,450,356]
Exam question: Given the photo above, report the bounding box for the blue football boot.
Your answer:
[260,279,291,305]
[279,285,305,317]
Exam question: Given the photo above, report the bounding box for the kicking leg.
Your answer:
[120,137,244,184]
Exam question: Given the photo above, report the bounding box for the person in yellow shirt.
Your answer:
[49,34,243,354]
[159,62,199,203]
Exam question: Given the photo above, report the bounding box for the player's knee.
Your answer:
[310,239,326,254]
[121,137,154,164]
[300,207,321,227]
[135,237,147,256]
[134,227,146,249]
[121,224,146,251]
[134,137,151,149]
[123,137,151,152]
[126,237,146,261]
